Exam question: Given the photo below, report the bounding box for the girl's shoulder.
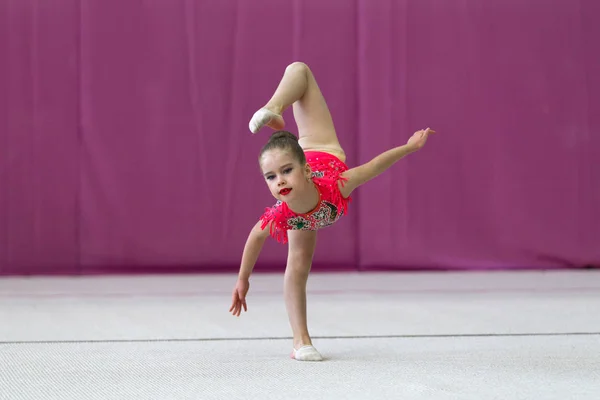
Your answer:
[259,200,294,244]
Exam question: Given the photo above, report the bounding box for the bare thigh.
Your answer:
[286,230,317,274]
[293,64,346,162]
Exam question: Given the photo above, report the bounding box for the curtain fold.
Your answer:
[1,0,80,274]
[580,0,600,267]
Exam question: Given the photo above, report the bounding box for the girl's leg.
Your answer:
[250,62,346,162]
[284,229,322,361]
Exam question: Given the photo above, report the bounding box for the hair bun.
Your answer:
[270,130,298,142]
[259,130,306,165]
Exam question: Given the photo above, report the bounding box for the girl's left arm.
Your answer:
[338,128,435,198]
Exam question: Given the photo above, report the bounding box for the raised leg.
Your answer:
[250,62,346,162]
[283,229,323,361]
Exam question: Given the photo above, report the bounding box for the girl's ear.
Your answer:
[305,163,313,180]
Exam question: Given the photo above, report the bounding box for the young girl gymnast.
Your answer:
[229,62,435,361]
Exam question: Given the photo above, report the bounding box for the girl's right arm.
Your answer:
[230,221,270,316]
[238,220,270,280]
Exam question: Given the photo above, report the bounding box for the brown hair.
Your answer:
[258,130,306,165]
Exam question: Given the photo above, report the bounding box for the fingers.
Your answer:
[238,295,246,315]
[229,290,239,314]
[417,128,435,135]
[229,292,247,317]
[231,300,241,316]
[229,290,238,312]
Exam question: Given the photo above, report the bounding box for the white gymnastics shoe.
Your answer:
[248,108,284,134]
[291,345,323,361]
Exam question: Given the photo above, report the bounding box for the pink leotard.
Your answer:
[259,151,352,244]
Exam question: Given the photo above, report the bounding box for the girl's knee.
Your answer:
[286,253,313,277]
[286,61,309,73]
[285,263,311,282]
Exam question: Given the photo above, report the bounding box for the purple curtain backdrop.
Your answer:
[1,0,598,275]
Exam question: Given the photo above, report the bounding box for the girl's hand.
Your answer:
[229,278,250,317]
[407,128,436,151]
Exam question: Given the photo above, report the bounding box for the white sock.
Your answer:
[248,108,279,134]
[291,345,323,361]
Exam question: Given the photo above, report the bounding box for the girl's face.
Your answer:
[260,149,312,202]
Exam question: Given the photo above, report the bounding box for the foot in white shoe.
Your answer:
[248,108,285,134]
[291,345,323,361]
